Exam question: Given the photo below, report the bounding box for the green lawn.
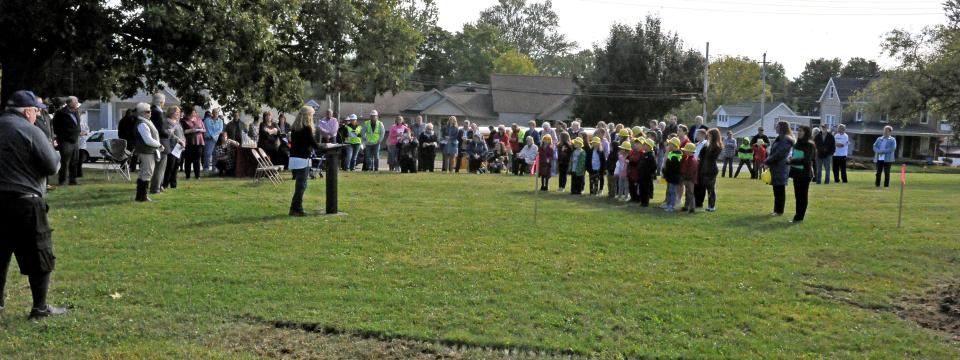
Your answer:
[2,170,959,359]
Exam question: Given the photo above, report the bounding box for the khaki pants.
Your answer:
[682,180,695,210]
[139,153,156,181]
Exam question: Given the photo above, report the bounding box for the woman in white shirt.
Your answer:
[518,136,539,175]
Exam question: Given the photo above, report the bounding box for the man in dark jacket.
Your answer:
[751,127,771,149]
[51,96,81,185]
[0,90,67,319]
[813,125,836,184]
[117,108,139,171]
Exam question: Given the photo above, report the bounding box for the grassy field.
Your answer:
[2,169,959,359]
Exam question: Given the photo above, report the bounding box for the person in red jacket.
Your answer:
[753,139,768,181]
[626,138,644,202]
[679,142,699,214]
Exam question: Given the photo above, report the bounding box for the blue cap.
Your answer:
[6,90,47,109]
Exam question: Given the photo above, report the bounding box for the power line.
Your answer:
[574,0,943,16]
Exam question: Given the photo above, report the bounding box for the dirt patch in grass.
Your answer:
[898,282,960,341]
[215,322,598,360]
[803,283,899,312]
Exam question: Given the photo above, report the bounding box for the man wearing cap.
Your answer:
[51,95,82,186]
[361,110,385,171]
[0,90,67,319]
[134,102,163,202]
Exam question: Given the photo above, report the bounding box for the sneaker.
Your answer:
[705,207,716,212]
[688,209,695,214]
[770,212,782,217]
[664,207,675,212]
[28,305,66,320]
[659,203,669,209]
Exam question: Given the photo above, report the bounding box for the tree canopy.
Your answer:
[574,16,703,125]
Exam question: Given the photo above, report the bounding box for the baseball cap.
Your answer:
[7,90,47,109]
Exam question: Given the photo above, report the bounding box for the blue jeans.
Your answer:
[387,144,399,171]
[290,168,309,213]
[202,140,216,171]
[345,144,361,171]
[666,183,677,208]
[365,143,380,171]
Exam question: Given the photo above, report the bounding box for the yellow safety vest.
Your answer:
[364,121,382,143]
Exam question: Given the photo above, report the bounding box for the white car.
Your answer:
[80,130,119,163]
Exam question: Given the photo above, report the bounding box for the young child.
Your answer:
[398,129,419,173]
[661,137,682,208]
[637,139,658,207]
[753,138,767,180]
[735,137,754,178]
[568,138,586,195]
[587,137,605,196]
[626,138,644,202]
[538,134,555,191]
[679,142,699,213]
[606,136,620,199]
[615,140,630,201]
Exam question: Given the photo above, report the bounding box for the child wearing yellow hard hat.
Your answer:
[637,138,658,207]
[568,137,587,195]
[680,142,699,213]
[587,136,605,196]
[615,140,631,201]
[660,138,683,211]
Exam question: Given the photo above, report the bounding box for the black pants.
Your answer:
[694,182,706,208]
[832,156,848,183]
[571,175,585,194]
[468,156,482,173]
[793,176,811,221]
[702,176,717,209]
[876,160,892,187]
[638,178,653,206]
[558,163,569,189]
[735,159,753,178]
[128,150,139,171]
[58,141,79,185]
[455,151,465,173]
[289,168,309,213]
[628,179,640,202]
[401,158,417,173]
[773,185,786,215]
[589,173,601,194]
[183,145,202,178]
[162,154,180,188]
[419,149,435,172]
[0,195,55,309]
[721,157,734,177]
[540,176,550,191]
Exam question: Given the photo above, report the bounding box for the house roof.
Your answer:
[489,74,575,116]
[373,91,428,116]
[711,102,795,133]
[843,122,951,137]
[819,77,874,104]
[316,100,374,118]
[443,82,491,95]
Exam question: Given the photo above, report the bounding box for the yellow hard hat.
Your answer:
[573,138,584,147]
[591,136,601,145]
[618,129,630,138]
[542,134,553,143]
[632,126,642,135]
[619,140,632,150]
[683,143,696,152]
[645,139,656,149]
[669,137,681,148]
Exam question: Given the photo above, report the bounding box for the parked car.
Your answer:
[81,130,119,163]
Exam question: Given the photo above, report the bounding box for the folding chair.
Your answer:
[100,138,132,181]
[250,149,282,185]
[257,148,286,184]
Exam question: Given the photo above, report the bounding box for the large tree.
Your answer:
[493,50,539,76]
[476,0,575,65]
[840,57,880,79]
[853,2,960,136]
[574,16,703,125]
[0,0,127,103]
[792,58,843,115]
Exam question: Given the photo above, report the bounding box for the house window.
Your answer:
[920,111,930,124]
[828,86,835,99]
[825,115,835,128]
[855,109,863,122]
[880,113,889,123]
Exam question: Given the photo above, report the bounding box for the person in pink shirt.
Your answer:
[387,116,408,172]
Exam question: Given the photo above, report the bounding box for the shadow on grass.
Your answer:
[49,187,133,210]
[184,213,293,228]
[509,189,796,231]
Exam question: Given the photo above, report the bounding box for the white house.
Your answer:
[712,101,799,138]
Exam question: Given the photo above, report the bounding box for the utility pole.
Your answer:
[703,42,710,121]
[760,52,768,125]
[334,66,342,118]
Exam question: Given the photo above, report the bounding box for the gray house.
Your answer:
[818,77,953,160]
[372,74,577,127]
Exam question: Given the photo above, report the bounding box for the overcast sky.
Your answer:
[433,0,949,78]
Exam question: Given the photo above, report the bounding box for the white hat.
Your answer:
[348,114,358,120]
[370,110,378,117]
